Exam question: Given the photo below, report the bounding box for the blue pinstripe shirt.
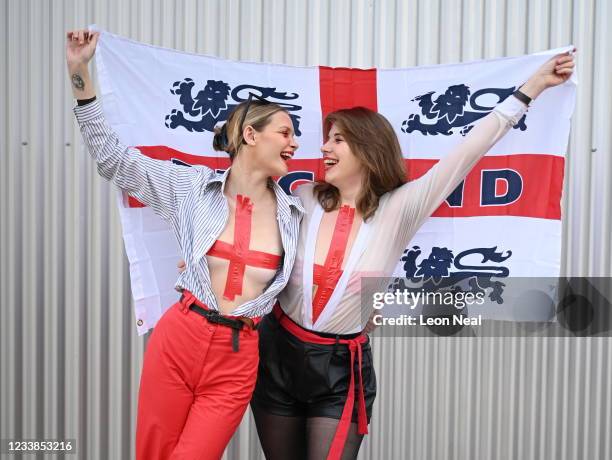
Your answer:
[74,99,304,318]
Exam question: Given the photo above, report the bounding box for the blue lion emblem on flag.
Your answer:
[393,245,512,303]
[401,85,528,136]
[165,78,303,135]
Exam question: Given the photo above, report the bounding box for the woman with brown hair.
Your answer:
[250,51,575,460]
[66,29,304,459]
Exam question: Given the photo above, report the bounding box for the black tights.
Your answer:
[252,404,364,460]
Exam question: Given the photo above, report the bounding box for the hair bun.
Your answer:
[212,123,229,152]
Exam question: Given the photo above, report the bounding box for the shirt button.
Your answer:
[137,319,143,327]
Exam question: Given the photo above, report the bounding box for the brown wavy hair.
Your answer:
[314,107,407,220]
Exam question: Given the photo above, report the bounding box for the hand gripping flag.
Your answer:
[91,28,576,334]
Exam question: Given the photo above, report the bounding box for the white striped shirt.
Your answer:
[74,99,304,319]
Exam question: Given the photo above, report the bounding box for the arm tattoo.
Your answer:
[71,73,85,91]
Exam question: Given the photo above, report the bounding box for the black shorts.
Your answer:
[251,312,377,422]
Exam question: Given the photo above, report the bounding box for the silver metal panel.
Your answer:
[1,1,610,459]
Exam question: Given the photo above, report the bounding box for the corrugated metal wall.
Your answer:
[1,0,610,459]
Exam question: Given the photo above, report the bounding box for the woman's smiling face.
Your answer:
[248,111,298,176]
[320,123,365,188]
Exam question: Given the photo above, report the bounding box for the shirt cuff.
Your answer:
[73,98,104,124]
[494,94,528,118]
[77,96,97,106]
[492,94,528,128]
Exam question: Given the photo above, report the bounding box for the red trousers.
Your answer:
[136,299,259,460]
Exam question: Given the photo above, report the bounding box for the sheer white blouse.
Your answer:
[278,95,528,334]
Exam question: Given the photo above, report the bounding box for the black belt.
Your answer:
[186,302,257,352]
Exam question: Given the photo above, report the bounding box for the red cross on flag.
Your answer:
[90,27,576,334]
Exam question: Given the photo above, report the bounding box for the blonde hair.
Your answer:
[213,100,287,160]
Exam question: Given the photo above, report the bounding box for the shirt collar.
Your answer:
[207,167,305,221]
[207,167,231,186]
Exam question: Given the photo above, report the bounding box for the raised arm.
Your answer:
[391,50,576,229]
[66,29,204,221]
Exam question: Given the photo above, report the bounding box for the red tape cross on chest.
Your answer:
[312,205,356,323]
[207,194,282,301]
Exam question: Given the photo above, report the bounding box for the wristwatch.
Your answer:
[512,87,532,106]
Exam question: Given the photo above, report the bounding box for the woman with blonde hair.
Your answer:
[250,51,575,460]
[66,28,304,459]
